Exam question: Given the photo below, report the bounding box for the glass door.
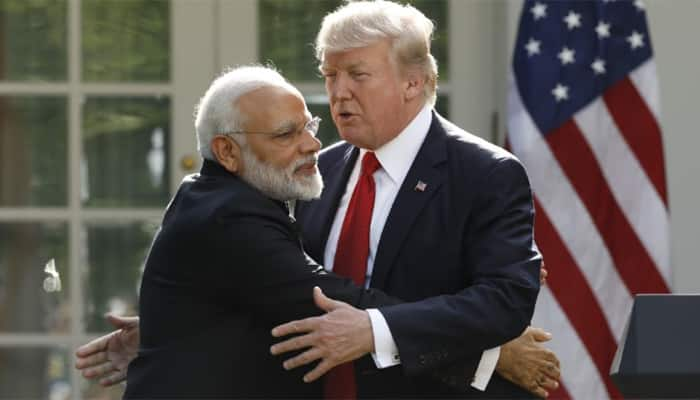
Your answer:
[0,0,213,398]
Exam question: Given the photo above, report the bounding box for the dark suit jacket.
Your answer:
[124,160,400,399]
[296,112,541,398]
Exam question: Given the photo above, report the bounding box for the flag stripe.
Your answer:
[534,199,621,398]
[574,96,671,284]
[545,120,670,294]
[630,60,662,121]
[509,3,670,398]
[508,80,633,339]
[532,287,608,400]
[603,78,668,205]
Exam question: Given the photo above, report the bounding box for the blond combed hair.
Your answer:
[315,0,438,106]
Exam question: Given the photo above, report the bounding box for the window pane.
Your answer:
[82,96,170,207]
[306,94,449,149]
[82,221,158,332]
[82,0,170,82]
[259,0,341,81]
[0,96,67,206]
[411,0,449,80]
[258,0,448,81]
[0,347,71,398]
[0,0,67,81]
[0,222,69,333]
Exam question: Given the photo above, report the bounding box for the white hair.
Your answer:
[194,65,301,160]
[239,146,323,201]
[315,0,438,105]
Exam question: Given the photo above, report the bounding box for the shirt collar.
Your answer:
[362,104,432,185]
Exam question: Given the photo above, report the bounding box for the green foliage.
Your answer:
[0,222,69,331]
[411,0,449,79]
[84,222,158,332]
[82,97,171,207]
[259,0,342,81]
[0,96,68,206]
[259,0,449,82]
[82,0,170,82]
[0,0,67,81]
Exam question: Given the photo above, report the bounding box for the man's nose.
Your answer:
[299,129,322,153]
[329,75,351,102]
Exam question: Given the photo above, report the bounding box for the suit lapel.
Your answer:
[314,145,359,257]
[370,115,448,289]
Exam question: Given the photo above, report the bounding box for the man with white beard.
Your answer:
[77,63,556,398]
[121,65,403,398]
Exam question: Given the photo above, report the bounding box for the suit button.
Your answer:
[419,355,426,365]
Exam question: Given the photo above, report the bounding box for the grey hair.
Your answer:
[315,0,438,106]
[194,65,300,160]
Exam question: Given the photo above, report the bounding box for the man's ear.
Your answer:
[403,69,425,102]
[210,135,242,174]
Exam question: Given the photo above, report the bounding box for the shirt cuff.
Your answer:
[366,309,400,368]
[470,346,501,391]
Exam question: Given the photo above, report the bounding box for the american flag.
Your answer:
[506,0,670,398]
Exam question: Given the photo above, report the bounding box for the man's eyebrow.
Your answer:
[321,61,367,72]
[270,119,300,133]
[346,61,367,70]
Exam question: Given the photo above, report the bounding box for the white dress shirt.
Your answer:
[322,105,499,391]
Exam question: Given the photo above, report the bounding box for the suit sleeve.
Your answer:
[378,157,541,377]
[208,215,401,327]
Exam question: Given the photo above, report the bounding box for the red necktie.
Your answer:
[324,152,381,399]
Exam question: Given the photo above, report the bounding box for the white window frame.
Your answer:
[0,1,508,398]
[0,0,217,397]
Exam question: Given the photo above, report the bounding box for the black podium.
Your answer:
[610,294,700,398]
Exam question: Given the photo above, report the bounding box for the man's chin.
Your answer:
[294,175,324,201]
[240,148,324,201]
[337,128,373,149]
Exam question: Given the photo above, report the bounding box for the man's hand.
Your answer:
[270,286,374,383]
[496,327,560,398]
[540,261,547,285]
[75,315,140,386]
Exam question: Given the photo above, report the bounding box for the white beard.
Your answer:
[239,146,323,201]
